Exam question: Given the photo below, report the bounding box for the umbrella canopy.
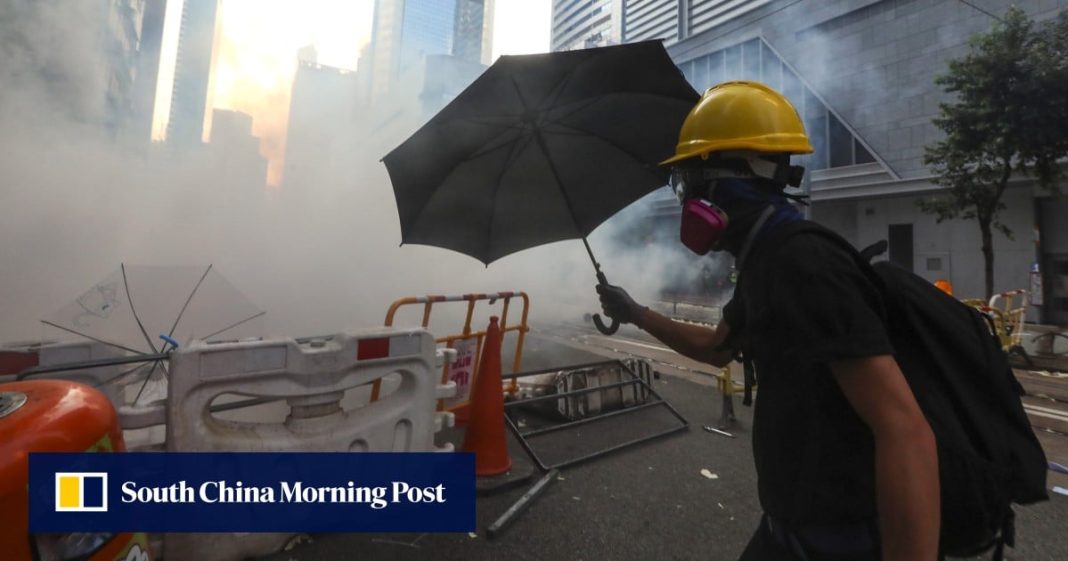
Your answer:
[383,40,699,266]
[37,264,265,403]
[42,264,264,355]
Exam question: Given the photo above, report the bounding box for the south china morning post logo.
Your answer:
[54,472,108,512]
[118,479,445,509]
[30,452,475,533]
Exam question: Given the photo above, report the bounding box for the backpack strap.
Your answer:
[742,354,756,406]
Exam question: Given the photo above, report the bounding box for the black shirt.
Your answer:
[725,220,895,526]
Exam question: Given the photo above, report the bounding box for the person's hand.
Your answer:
[596,284,644,324]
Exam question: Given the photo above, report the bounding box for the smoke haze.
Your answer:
[0,4,717,348]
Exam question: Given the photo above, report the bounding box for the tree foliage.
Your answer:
[921,7,1068,297]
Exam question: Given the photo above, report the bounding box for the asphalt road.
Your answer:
[264,321,1068,561]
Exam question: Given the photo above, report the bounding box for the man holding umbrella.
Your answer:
[596,82,939,561]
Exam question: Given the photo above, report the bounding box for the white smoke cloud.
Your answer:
[0,5,714,349]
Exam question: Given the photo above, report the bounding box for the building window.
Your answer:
[707,50,724,86]
[742,39,760,79]
[855,139,876,164]
[761,41,781,90]
[693,56,708,90]
[677,37,881,171]
[724,44,742,81]
[829,113,853,168]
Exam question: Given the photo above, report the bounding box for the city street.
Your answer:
[267,320,1068,561]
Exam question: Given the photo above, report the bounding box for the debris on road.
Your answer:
[487,469,560,540]
[700,469,719,480]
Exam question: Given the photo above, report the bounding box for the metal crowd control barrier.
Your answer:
[160,327,456,561]
[380,291,530,413]
[502,359,688,471]
[963,289,1029,356]
[989,289,1028,352]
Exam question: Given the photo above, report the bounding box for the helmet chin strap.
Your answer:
[734,205,776,272]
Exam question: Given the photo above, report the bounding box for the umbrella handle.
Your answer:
[593,271,620,335]
[593,313,620,335]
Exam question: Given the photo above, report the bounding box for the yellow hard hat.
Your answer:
[661,81,814,166]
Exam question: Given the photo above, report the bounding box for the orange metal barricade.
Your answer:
[376,292,530,415]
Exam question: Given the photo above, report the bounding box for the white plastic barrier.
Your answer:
[161,327,456,561]
[0,341,130,406]
[38,341,128,407]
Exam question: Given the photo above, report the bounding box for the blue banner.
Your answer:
[29,452,475,532]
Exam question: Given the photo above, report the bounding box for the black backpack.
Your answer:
[757,222,1049,560]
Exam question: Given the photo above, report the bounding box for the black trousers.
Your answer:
[738,516,881,561]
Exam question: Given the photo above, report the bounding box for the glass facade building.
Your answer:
[398,0,455,74]
[551,0,620,51]
[168,0,222,146]
[369,0,468,101]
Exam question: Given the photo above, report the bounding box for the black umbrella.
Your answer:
[383,41,698,334]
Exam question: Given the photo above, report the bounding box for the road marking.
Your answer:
[1023,403,1068,423]
[586,334,673,353]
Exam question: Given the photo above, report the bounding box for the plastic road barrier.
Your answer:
[157,327,455,561]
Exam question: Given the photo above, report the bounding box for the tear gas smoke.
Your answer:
[0,6,723,347]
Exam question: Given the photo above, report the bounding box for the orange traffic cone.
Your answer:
[461,316,512,476]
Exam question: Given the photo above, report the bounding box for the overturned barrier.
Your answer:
[502,359,688,471]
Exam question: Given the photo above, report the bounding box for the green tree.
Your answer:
[921,7,1068,299]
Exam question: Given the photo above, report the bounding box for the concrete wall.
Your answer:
[811,186,1038,305]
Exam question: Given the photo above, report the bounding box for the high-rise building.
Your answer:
[0,0,145,133]
[282,57,359,189]
[615,0,774,45]
[129,0,167,144]
[453,0,495,65]
[209,109,267,189]
[651,0,1068,321]
[366,0,458,102]
[551,0,623,51]
[167,0,222,146]
[101,0,147,134]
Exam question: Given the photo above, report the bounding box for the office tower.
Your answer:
[282,57,359,188]
[167,0,222,146]
[366,0,457,102]
[551,0,623,51]
[453,0,494,65]
[129,0,167,143]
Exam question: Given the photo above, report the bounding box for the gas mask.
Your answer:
[680,198,728,254]
[670,157,807,256]
[671,167,729,255]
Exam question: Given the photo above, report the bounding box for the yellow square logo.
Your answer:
[54,472,108,512]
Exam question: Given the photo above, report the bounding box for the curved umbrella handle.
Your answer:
[593,313,620,335]
[593,271,620,335]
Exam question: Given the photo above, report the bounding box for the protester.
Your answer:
[597,81,940,561]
